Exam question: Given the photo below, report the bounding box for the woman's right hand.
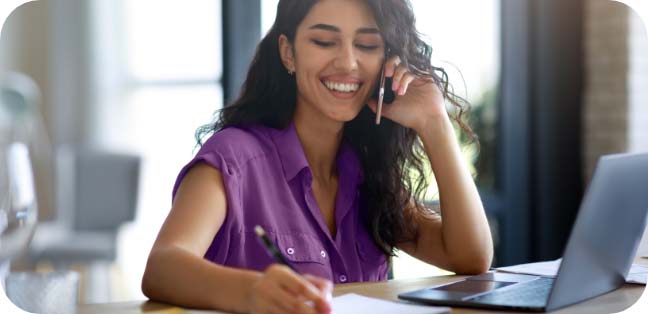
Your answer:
[248,264,333,314]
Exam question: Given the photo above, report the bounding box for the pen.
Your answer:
[254,225,299,273]
[375,65,386,125]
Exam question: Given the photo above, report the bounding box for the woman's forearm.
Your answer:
[142,245,262,313]
[415,114,493,274]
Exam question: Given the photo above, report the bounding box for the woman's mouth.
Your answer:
[321,80,362,99]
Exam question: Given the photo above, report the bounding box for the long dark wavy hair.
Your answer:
[196,0,477,256]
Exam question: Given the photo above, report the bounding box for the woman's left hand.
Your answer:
[367,55,448,132]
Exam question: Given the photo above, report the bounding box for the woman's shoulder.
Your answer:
[199,124,275,166]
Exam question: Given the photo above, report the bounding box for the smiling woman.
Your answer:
[141,1,493,313]
[279,11,384,123]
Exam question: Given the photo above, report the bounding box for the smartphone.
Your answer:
[371,67,396,104]
[372,64,396,124]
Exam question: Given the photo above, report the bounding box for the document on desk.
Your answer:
[332,293,449,314]
[495,258,648,284]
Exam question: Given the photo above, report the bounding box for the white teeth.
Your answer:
[323,80,359,93]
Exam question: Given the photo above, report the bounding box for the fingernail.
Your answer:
[399,86,406,95]
[392,81,400,91]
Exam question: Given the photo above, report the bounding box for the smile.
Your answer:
[322,80,361,93]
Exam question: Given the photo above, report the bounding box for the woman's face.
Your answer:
[282,0,385,124]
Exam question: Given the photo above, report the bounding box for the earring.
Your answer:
[287,68,294,75]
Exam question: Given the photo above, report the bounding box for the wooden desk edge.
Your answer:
[78,257,648,314]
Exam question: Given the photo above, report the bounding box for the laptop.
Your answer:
[398,153,648,312]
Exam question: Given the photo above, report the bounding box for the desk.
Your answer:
[78,257,647,314]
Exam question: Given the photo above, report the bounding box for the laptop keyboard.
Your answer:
[468,277,553,308]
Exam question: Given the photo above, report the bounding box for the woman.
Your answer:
[142,0,493,313]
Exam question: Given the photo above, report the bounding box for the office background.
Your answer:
[1,0,647,304]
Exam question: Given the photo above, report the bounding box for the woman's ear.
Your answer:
[278,34,295,73]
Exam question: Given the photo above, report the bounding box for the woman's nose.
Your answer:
[333,44,359,72]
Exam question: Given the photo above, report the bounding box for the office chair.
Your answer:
[29,148,140,303]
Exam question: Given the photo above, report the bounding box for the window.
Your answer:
[111,0,223,300]
[393,0,501,279]
[262,0,279,35]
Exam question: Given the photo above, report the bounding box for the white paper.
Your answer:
[495,259,648,284]
[626,266,648,284]
[332,293,449,314]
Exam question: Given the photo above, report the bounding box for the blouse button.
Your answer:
[286,247,295,255]
[320,250,326,258]
[339,274,348,283]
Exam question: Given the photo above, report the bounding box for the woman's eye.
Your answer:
[356,44,380,51]
[312,39,335,47]
[311,39,379,51]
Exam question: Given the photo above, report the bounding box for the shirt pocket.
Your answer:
[275,233,332,279]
